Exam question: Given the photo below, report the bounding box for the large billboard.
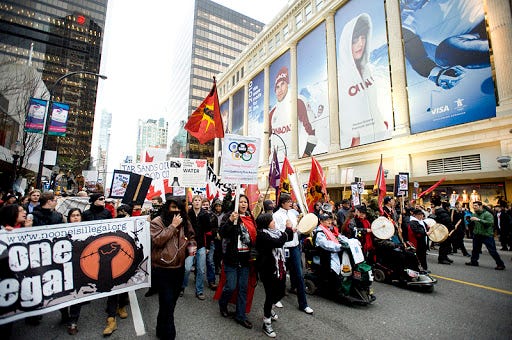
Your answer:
[248,71,265,163]
[269,51,291,162]
[232,87,245,136]
[297,23,330,157]
[220,99,230,133]
[335,0,393,149]
[400,0,496,133]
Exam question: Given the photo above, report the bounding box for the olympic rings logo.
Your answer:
[228,141,256,161]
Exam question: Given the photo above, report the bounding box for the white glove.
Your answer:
[428,65,466,89]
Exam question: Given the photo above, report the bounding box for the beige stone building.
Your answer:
[215,0,512,206]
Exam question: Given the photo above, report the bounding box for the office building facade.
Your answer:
[216,0,512,204]
[136,118,168,162]
[167,0,264,164]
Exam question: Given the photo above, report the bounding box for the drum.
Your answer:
[297,213,318,235]
[423,218,436,228]
[371,217,395,240]
[428,223,449,243]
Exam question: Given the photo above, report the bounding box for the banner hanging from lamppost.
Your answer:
[24,97,47,133]
[48,101,70,136]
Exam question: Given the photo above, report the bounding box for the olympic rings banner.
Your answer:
[0,217,151,325]
[220,134,261,184]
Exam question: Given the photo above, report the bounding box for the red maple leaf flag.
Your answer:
[373,154,386,214]
[184,78,224,144]
[306,157,327,213]
[145,151,154,162]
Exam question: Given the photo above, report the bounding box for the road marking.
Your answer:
[129,290,146,336]
[431,274,512,295]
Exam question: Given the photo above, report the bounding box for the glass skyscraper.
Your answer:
[167,0,264,164]
[0,0,108,177]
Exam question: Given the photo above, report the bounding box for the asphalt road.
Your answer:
[8,241,512,340]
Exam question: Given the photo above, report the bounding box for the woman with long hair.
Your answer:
[151,196,196,340]
[216,194,257,329]
[0,204,28,230]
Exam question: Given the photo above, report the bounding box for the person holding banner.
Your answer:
[272,194,314,315]
[217,194,257,329]
[151,196,196,340]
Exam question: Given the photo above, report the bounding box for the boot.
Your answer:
[103,317,117,336]
[117,306,128,319]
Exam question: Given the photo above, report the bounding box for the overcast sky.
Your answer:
[93,0,290,176]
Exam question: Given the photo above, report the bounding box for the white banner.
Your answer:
[120,158,208,200]
[220,134,261,184]
[0,217,151,325]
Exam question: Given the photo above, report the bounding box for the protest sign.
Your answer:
[220,134,261,184]
[0,217,150,325]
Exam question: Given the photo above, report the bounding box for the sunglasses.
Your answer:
[98,197,105,201]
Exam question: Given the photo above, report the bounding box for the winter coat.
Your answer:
[82,205,112,221]
[32,206,64,226]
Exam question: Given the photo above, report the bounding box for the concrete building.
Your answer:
[0,0,108,186]
[215,0,512,205]
[136,118,168,162]
[167,0,264,164]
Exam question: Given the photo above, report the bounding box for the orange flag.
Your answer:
[278,157,296,202]
[306,157,327,213]
[242,183,260,211]
[184,78,224,144]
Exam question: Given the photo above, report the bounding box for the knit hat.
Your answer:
[274,66,289,88]
[89,193,103,203]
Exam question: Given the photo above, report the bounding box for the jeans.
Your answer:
[285,245,308,310]
[182,246,206,294]
[154,266,184,340]
[470,235,505,267]
[219,264,249,321]
[59,303,83,324]
[206,241,216,284]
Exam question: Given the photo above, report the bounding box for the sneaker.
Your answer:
[274,301,283,308]
[263,322,276,338]
[67,323,78,335]
[495,265,505,270]
[196,293,206,300]
[465,262,479,266]
[270,310,278,321]
[303,306,314,315]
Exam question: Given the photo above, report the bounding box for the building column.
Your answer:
[290,43,299,161]
[385,0,410,136]
[486,0,512,105]
[263,65,271,165]
[243,84,249,135]
[325,12,340,152]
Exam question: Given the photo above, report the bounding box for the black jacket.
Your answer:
[434,207,452,231]
[256,228,292,280]
[82,205,112,221]
[32,206,64,226]
[188,209,213,249]
[219,211,253,267]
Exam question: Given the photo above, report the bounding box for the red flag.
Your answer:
[242,184,260,211]
[417,177,446,198]
[306,157,327,213]
[184,78,224,144]
[145,151,154,162]
[278,157,296,202]
[373,155,386,214]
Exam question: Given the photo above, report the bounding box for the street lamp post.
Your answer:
[11,140,21,191]
[35,70,107,190]
[264,131,287,157]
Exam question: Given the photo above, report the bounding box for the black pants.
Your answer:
[106,292,128,317]
[60,303,83,323]
[438,237,452,261]
[154,266,185,340]
[261,274,285,318]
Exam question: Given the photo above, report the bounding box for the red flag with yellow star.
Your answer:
[278,157,297,202]
[185,78,224,144]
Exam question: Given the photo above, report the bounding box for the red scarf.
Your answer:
[319,225,339,244]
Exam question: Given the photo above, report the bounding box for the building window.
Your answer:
[283,24,289,40]
[316,0,324,10]
[305,4,312,21]
[241,66,244,78]
[295,12,303,30]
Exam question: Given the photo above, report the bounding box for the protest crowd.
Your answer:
[0,175,510,339]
